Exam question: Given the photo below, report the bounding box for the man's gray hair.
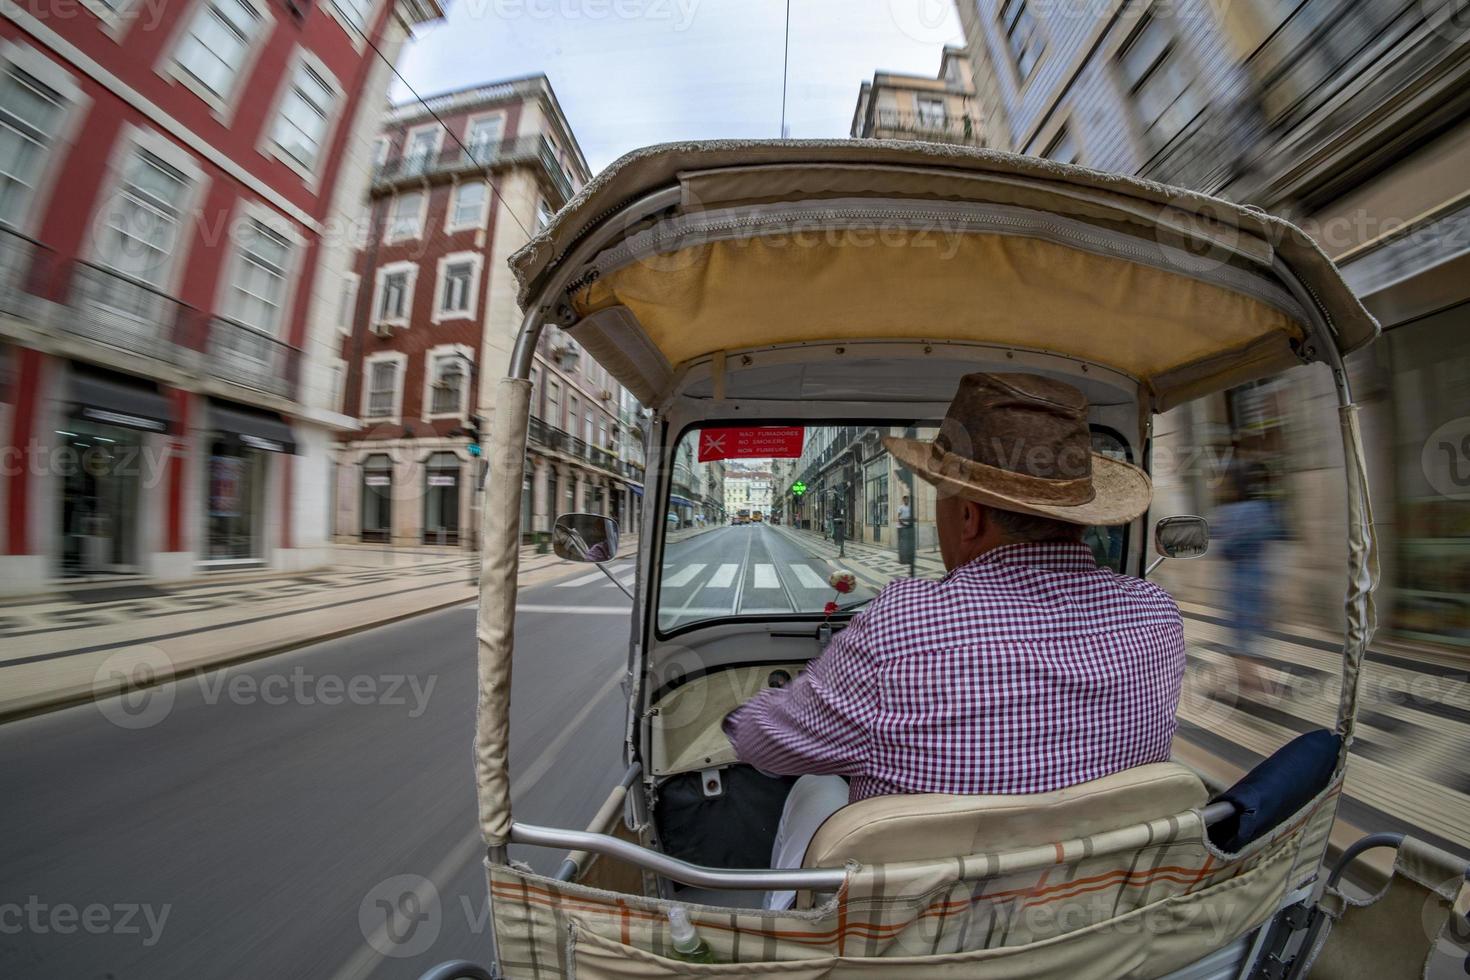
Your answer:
[989,506,1087,544]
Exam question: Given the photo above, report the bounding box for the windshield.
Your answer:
[656,424,1131,632]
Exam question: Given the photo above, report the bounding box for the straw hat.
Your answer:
[882,373,1151,527]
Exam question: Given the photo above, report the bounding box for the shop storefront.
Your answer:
[203,401,295,567]
[361,454,393,543]
[424,451,462,546]
[59,369,173,578]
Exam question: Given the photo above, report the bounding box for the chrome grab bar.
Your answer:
[513,799,1240,892]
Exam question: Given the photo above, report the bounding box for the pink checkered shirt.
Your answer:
[723,542,1186,801]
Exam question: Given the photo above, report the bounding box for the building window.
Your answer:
[332,0,372,32]
[428,352,467,415]
[916,95,945,128]
[1043,125,1079,164]
[271,60,336,171]
[379,271,410,321]
[466,115,504,157]
[225,219,292,333]
[337,273,358,332]
[999,0,1041,79]
[361,454,393,542]
[567,393,579,434]
[173,0,262,99]
[96,147,190,286]
[404,127,437,174]
[536,198,554,230]
[439,260,474,316]
[423,452,461,545]
[584,411,593,445]
[365,358,400,417]
[546,379,561,427]
[0,65,66,229]
[1117,11,1204,149]
[449,181,486,229]
[386,191,422,240]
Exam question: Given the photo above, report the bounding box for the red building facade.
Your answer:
[334,77,644,548]
[0,0,441,592]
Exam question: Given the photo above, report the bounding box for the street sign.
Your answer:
[791,481,807,496]
[696,426,804,462]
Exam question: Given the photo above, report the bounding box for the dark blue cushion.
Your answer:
[1208,729,1341,853]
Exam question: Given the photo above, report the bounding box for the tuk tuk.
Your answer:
[423,141,1468,979]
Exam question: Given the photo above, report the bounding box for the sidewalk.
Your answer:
[0,538,631,722]
[769,522,946,585]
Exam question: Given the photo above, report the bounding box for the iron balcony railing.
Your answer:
[64,262,203,367]
[529,416,641,478]
[0,228,302,402]
[373,135,575,204]
[205,316,299,399]
[0,225,51,319]
[871,109,980,144]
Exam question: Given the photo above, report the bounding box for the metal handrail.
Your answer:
[373,135,575,203]
[515,799,1240,892]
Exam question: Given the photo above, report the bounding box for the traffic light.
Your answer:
[465,415,483,456]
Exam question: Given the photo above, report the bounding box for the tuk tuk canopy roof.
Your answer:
[510,141,1378,411]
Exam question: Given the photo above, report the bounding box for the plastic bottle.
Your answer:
[666,905,717,964]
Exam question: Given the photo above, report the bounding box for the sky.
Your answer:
[391,0,966,174]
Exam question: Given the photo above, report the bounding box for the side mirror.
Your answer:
[1150,516,1209,573]
[553,513,619,563]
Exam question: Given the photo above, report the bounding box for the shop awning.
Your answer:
[70,371,173,433]
[209,401,296,454]
[670,494,693,507]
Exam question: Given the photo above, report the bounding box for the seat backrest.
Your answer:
[803,762,1208,868]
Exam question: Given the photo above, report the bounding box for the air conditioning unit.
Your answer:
[551,343,580,370]
[372,321,395,338]
[598,388,613,401]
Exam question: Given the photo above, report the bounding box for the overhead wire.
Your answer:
[357,26,534,239]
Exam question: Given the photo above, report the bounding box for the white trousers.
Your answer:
[765,774,851,911]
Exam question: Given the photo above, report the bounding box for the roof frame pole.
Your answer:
[1270,259,1378,777]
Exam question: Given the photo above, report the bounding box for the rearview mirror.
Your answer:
[1154,516,1209,560]
[553,513,619,563]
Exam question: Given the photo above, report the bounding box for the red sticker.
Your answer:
[696,426,805,461]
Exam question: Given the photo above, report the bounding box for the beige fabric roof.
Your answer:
[509,141,1378,410]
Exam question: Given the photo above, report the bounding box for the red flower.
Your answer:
[824,601,838,615]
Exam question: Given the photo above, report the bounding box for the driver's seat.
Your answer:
[800,762,1207,879]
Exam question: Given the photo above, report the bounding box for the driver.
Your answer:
[722,372,1185,908]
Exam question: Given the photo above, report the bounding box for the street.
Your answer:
[659,523,864,628]
[0,565,635,980]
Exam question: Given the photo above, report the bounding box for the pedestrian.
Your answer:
[1211,460,1288,696]
[897,493,915,569]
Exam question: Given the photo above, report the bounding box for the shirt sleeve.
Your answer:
[721,604,882,778]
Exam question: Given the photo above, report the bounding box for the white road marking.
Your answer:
[556,570,607,588]
[752,564,779,589]
[663,563,707,588]
[705,563,739,589]
[789,564,827,590]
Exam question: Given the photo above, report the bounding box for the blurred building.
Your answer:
[955,0,1470,645]
[0,0,441,593]
[331,77,644,547]
[851,46,986,145]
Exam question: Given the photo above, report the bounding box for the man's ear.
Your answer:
[964,500,987,542]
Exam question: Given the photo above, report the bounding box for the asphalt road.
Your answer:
[659,523,869,629]
[0,565,637,980]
